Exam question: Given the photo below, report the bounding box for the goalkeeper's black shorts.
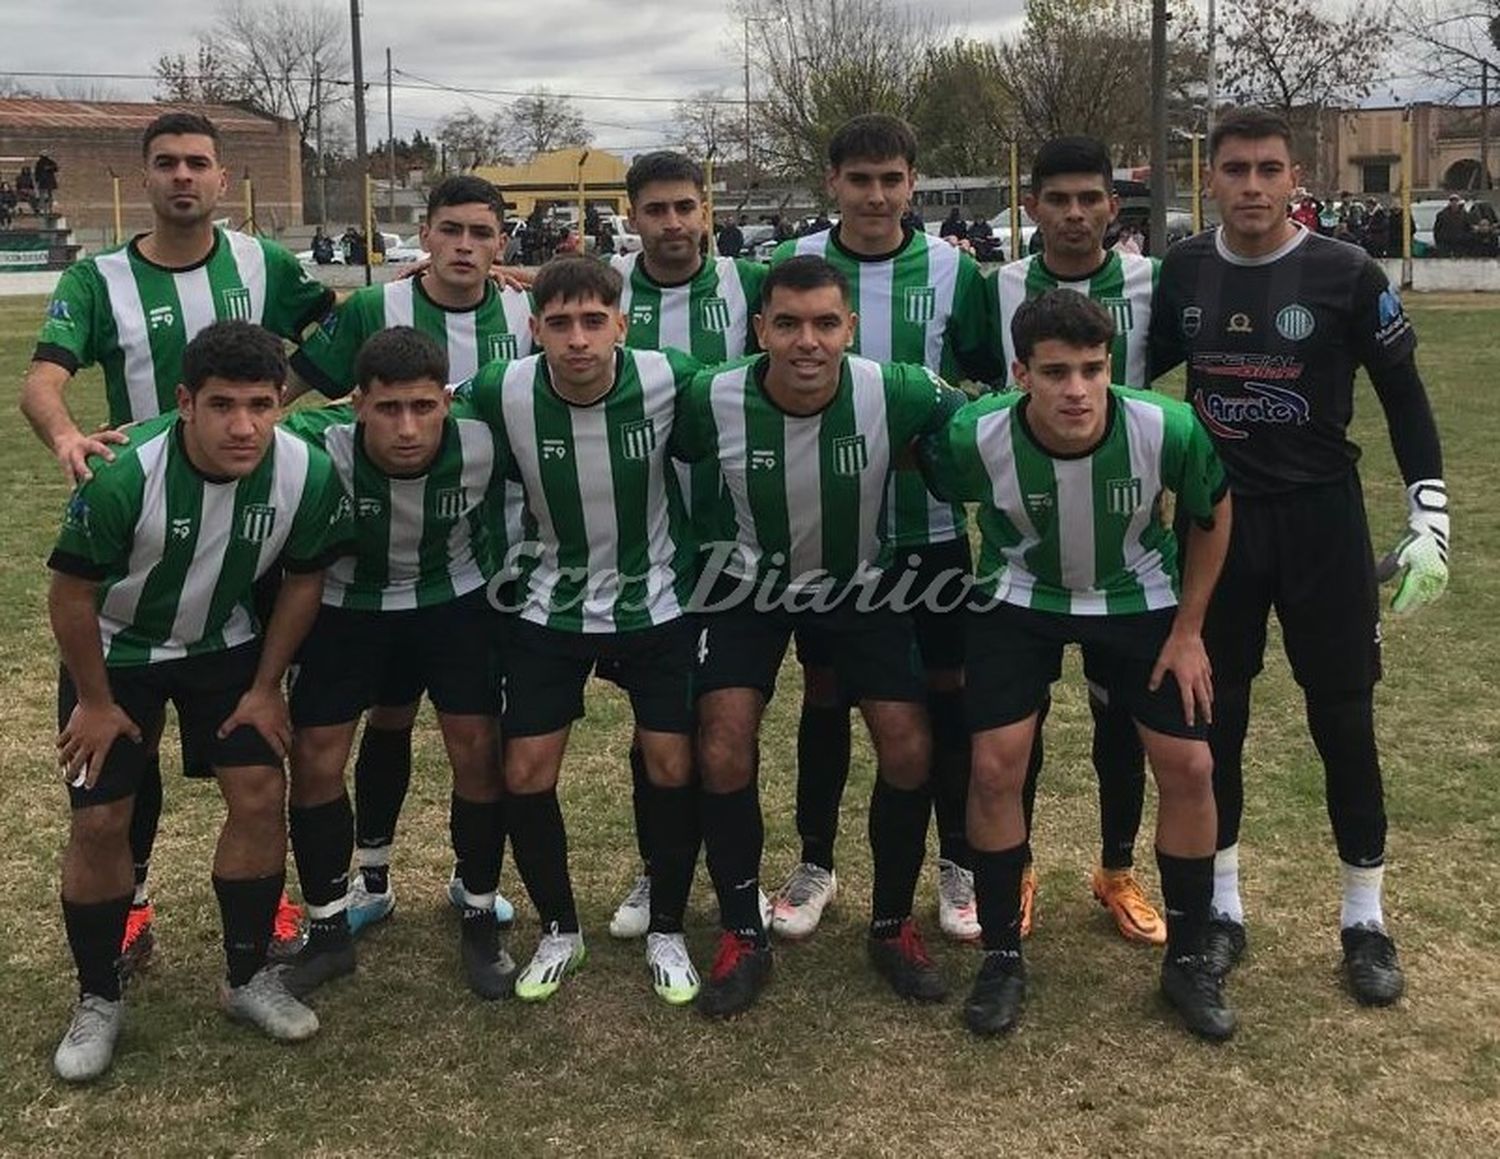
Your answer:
[1196,471,1381,693]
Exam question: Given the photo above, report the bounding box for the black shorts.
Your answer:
[289,588,503,728]
[698,587,925,706]
[794,537,973,676]
[503,617,696,737]
[964,602,1205,740]
[1200,473,1381,692]
[60,643,281,808]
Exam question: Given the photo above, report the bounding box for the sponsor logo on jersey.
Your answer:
[700,297,731,333]
[832,434,868,476]
[148,304,175,331]
[620,418,657,460]
[238,503,276,544]
[487,333,518,362]
[332,494,353,525]
[317,307,339,338]
[63,495,89,532]
[1194,381,1310,440]
[1025,492,1053,517]
[357,497,384,519]
[434,487,466,520]
[1181,306,1202,338]
[1375,288,1411,348]
[1192,353,1303,381]
[1099,297,1134,333]
[46,298,72,326]
[220,287,253,321]
[1275,304,1316,341]
[1106,476,1143,516]
[631,303,655,327]
[541,438,568,461]
[1226,312,1253,334]
[750,448,777,471]
[904,286,937,324]
[170,517,193,541]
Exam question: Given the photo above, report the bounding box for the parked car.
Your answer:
[384,234,425,264]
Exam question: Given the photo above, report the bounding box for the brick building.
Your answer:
[0,98,302,239]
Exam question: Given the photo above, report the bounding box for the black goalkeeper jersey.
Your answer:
[1149,226,1418,497]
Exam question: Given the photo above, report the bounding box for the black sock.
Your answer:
[796,704,850,871]
[506,789,578,933]
[62,895,131,1001]
[702,784,765,945]
[450,794,505,897]
[647,783,698,935]
[1021,696,1049,843]
[629,744,653,871]
[129,755,163,898]
[213,872,284,987]
[928,690,971,868]
[289,795,353,951]
[1210,682,1251,852]
[868,779,931,938]
[973,843,1030,954]
[1091,692,1146,870]
[353,725,414,887]
[461,903,500,949]
[1157,848,1214,960]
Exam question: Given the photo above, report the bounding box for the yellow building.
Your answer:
[474,147,630,218]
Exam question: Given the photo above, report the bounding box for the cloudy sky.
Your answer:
[5,0,1026,153]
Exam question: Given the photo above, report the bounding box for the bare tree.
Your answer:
[1220,0,1389,116]
[436,106,509,169]
[674,89,735,161]
[154,44,246,105]
[1391,0,1498,102]
[498,88,593,160]
[738,0,947,190]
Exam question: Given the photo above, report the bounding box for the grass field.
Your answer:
[1,293,1497,1157]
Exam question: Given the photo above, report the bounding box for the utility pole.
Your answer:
[743,16,753,200]
[1481,60,1490,191]
[314,60,327,226]
[386,47,397,225]
[1149,0,1169,255]
[349,0,370,285]
[1206,0,1217,140]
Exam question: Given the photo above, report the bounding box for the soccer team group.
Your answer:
[23,106,1451,1084]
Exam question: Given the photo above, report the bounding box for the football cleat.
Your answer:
[118,901,155,979]
[1161,953,1237,1041]
[220,966,319,1042]
[963,951,1026,1037]
[1341,924,1405,1006]
[53,995,124,1083]
[770,863,837,940]
[445,873,516,927]
[1203,916,1248,977]
[514,926,586,1002]
[268,892,307,961]
[460,917,517,1001]
[347,872,396,935]
[280,942,357,1000]
[1090,867,1167,946]
[646,932,701,1005]
[697,932,772,1019]
[937,859,981,942]
[1019,864,1038,940]
[869,919,948,1003]
[609,874,652,940]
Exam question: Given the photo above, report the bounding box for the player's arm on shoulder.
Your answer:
[913,380,988,503]
[951,257,1007,386]
[668,369,715,463]
[1352,263,1450,613]
[264,239,337,341]
[453,360,509,428]
[279,401,353,448]
[665,347,704,388]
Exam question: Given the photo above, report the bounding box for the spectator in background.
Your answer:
[1363,199,1390,259]
[35,153,59,215]
[1467,198,1498,257]
[0,179,14,228]
[968,213,996,260]
[939,205,968,241]
[311,226,335,264]
[1433,193,1472,258]
[597,215,617,256]
[717,215,743,258]
[16,165,37,214]
[1290,192,1321,233]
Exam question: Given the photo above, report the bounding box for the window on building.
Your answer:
[1363,163,1391,194]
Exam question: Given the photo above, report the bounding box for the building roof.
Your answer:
[0,98,288,135]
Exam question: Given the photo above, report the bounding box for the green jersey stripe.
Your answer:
[1119,398,1178,612]
[96,433,169,663]
[92,248,160,420]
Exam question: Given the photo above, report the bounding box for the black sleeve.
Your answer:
[288,348,342,399]
[32,343,80,375]
[47,548,107,581]
[1147,262,1185,381]
[282,540,355,575]
[1369,356,1444,485]
[293,287,338,337]
[1351,259,1418,373]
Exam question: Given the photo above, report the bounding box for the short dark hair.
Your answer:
[827,114,917,170]
[180,320,286,394]
[426,174,506,222]
[1031,136,1113,195]
[1209,107,1293,161]
[142,111,220,160]
[626,151,705,201]
[1010,289,1115,365]
[761,254,850,307]
[532,256,623,312]
[354,326,449,391]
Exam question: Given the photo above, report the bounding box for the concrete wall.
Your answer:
[1376,258,1500,291]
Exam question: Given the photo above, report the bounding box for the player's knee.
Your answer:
[290,727,352,799]
[220,766,286,826]
[1153,741,1215,802]
[697,721,755,791]
[871,723,931,790]
[69,797,133,846]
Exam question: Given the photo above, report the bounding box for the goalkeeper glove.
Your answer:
[1379,479,1449,615]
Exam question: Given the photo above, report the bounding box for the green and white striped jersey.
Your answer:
[35,227,333,425]
[281,401,508,611]
[459,348,700,633]
[291,277,535,395]
[993,251,1158,388]
[612,252,767,541]
[671,353,965,596]
[772,226,999,549]
[51,414,353,666]
[925,387,1227,615]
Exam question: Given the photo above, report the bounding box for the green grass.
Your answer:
[2,293,1498,1156]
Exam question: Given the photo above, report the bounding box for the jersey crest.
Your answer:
[220,286,253,321]
[903,285,937,324]
[832,434,868,476]
[619,418,657,460]
[238,503,276,544]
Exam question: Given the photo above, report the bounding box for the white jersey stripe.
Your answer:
[1120,398,1176,610]
[94,249,157,420]
[98,431,170,654]
[782,412,824,586]
[856,262,894,362]
[449,417,497,597]
[925,244,959,371]
[711,365,758,578]
[1120,255,1156,388]
[658,283,691,353]
[506,361,563,614]
[975,408,1039,605]
[446,310,479,382]
[849,358,892,581]
[161,481,236,661]
[499,288,532,347]
[383,279,416,328]
[714,258,750,357]
[225,231,269,322]
[174,265,217,349]
[383,478,426,611]
[1053,459,1104,614]
[635,350,684,621]
[569,402,620,626]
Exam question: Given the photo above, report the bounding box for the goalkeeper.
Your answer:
[1147,107,1449,1009]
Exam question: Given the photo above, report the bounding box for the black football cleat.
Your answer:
[1341,924,1405,1006]
[963,951,1026,1037]
[1161,953,1237,1041]
[1203,917,1248,977]
[868,919,948,1003]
